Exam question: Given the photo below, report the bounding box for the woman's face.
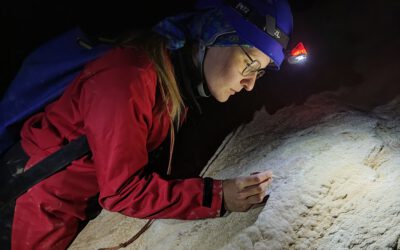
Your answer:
[203,46,272,102]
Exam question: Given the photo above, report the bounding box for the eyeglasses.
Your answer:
[239,45,266,80]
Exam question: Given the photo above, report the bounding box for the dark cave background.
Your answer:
[1,0,400,178]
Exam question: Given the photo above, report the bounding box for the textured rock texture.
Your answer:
[69,92,400,250]
[69,1,400,248]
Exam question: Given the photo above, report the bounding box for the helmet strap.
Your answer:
[195,43,211,98]
[196,81,211,98]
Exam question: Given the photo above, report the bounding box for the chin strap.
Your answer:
[196,81,211,97]
[195,42,211,98]
[171,46,206,113]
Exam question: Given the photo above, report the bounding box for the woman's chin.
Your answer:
[214,94,230,103]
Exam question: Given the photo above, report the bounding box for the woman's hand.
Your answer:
[222,170,273,212]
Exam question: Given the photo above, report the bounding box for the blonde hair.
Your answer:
[120,32,185,123]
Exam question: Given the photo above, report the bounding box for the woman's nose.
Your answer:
[241,76,256,91]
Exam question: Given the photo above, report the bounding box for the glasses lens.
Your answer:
[242,60,261,76]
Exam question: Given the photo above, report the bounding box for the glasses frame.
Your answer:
[239,45,266,80]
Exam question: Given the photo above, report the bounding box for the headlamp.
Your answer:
[287,42,308,64]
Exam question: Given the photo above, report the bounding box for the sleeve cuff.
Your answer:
[202,177,213,207]
[202,177,224,217]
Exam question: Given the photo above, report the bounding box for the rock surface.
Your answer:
[69,1,400,248]
[69,92,400,250]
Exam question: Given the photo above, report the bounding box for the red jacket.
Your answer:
[12,47,223,249]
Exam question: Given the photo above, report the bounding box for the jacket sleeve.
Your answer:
[79,64,223,220]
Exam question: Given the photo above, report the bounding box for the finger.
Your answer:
[239,170,273,188]
[250,194,271,209]
[246,192,268,204]
[237,177,272,199]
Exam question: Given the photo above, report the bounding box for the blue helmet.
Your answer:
[195,0,293,69]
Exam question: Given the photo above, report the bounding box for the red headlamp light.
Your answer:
[287,42,308,64]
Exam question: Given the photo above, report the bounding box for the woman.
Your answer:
[1,0,293,249]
